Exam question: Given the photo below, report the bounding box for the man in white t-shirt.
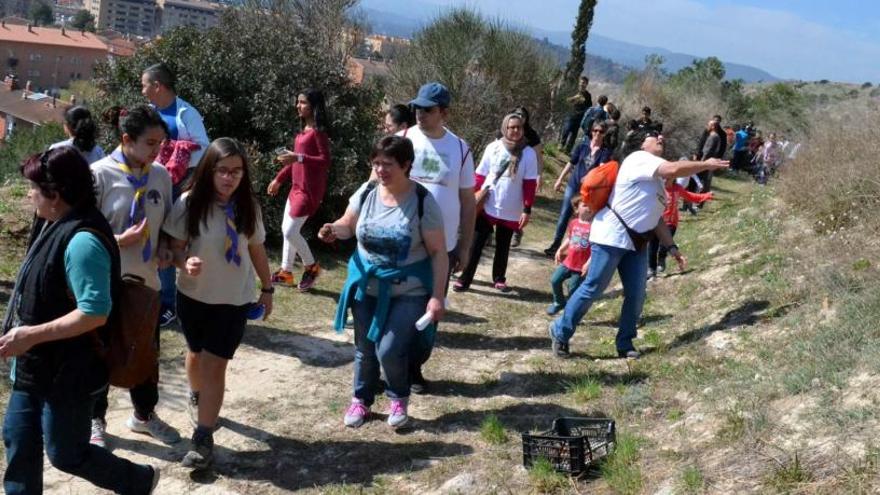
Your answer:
[549,132,728,359]
[400,82,476,393]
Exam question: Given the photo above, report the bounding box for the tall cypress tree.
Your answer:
[564,0,597,83]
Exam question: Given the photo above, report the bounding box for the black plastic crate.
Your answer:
[522,417,616,475]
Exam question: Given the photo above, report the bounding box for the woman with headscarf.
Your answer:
[454,113,538,292]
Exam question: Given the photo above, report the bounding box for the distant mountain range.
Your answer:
[359,1,779,83]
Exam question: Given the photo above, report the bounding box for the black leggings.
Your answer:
[459,214,515,286]
[648,225,677,271]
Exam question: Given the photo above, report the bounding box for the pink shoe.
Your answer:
[343,399,369,428]
[387,399,408,428]
[493,281,511,293]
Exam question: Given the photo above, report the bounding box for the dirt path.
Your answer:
[26,173,799,494]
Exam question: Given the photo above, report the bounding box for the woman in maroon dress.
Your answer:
[268,89,331,291]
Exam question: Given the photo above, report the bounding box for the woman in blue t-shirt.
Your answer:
[319,136,448,430]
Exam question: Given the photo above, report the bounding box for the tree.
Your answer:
[93,2,382,244]
[387,8,559,154]
[563,0,597,83]
[30,1,54,26]
[69,9,96,32]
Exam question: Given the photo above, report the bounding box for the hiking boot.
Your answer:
[452,280,469,293]
[617,349,641,360]
[158,307,176,328]
[511,231,522,247]
[344,399,370,428]
[549,323,569,358]
[493,281,511,293]
[127,413,181,445]
[187,391,199,428]
[410,366,429,395]
[543,243,560,257]
[546,303,564,316]
[271,269,296,287]
[298,264,321,292]
[90,418,107,448]
[387,399,409,428]
[181,430,214,470]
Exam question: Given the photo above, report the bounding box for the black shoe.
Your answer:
[543,243,560,257]
[511,231,522,248]
[181,430,214,470]
[549,324,570,358]
[410,366,429,395]
[159,307,177,328]
[617,349,641,360]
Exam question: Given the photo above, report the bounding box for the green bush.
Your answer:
[0,123,65,181]
[386,8,560,156]
[92,2,382,244]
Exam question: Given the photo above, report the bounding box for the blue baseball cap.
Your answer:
[409,82,451,108]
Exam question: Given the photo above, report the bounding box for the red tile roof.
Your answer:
[0,23,108,51]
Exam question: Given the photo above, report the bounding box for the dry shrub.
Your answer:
[778,109,880,233]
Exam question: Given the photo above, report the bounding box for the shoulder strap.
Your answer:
[459,138,470,168]
[358,180,379,211]
[414,183,428,220]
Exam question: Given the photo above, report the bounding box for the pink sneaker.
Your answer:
[493,281,511,293]
[387,399,408,428]
[343,399,369,428]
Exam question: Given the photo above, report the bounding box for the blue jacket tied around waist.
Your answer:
[334,251,435,344]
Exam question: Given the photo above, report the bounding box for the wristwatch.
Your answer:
[261,286,275,294]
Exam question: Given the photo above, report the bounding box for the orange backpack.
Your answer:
[579,160,620,213]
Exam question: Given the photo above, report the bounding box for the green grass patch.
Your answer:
[527,457,568,493]
[565,375,602,404]
[601,433,644,495]
[679,465,706,493]
[479,414,508,445]
[764,453,812,493]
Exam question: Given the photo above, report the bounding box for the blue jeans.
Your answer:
[4,388,153,494]
[559,114,583,153]
[550,243,648,353]
[352,294,429,405]
[551,184,578,247]
[550,264,584,306]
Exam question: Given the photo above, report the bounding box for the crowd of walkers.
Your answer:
[0,61,760,493]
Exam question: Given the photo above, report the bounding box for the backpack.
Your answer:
[579,160,620,214]
[359,180,429,219]
[82,228,160,389]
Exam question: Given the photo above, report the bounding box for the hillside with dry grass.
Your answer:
[1,141,878,494]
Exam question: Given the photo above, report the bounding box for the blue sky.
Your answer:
[410,0,880,82]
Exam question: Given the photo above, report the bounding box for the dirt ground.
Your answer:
[4,173,810,494]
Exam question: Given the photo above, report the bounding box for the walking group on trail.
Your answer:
[1,58,793,493]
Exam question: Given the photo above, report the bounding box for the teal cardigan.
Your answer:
[334,250,435,344]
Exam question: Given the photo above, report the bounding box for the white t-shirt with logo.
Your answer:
[400,126,475,251]
[91,155,172,291]
[589,150,667,251]
[476,140,539,222]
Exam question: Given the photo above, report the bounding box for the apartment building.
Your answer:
[85,0,158,38]
[0,21,109,89]
[157,0,220,33]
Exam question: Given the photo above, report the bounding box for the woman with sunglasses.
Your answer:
[545,121,613,256]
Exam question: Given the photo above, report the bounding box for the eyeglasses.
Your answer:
[215,167,244,178]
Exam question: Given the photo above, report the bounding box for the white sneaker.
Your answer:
[126,413,181,444]
[90,419,107,448]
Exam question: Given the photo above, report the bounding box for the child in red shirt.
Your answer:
[548,198,593,315]
[649,178,713,278]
